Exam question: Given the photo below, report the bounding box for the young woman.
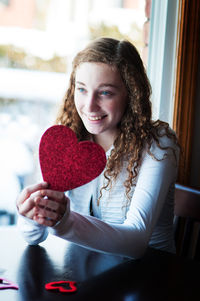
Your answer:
[17,37,179,259]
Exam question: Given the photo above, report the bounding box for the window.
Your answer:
[147,0,179,125]
[0,0,146,225]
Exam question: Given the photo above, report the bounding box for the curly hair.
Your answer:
[55,37,178,204]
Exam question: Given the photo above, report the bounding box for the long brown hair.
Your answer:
[56,37,178,203]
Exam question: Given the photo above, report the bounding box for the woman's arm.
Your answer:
[49,142,179,258]
[17,214,48,245]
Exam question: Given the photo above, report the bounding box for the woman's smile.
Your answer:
[86,114,107,121]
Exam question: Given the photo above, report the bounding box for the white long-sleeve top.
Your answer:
[17,132,179,259]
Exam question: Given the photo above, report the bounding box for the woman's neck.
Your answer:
[92,132,117,152]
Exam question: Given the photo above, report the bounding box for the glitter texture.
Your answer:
[39,125,106,191]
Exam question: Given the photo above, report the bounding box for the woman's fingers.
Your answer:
[16,182,48,207]
[39,189,67,203]
[33,208,64,227]
[16,182,49,219]
[33,215,55,227]
[35,196,67,215]
[35,206,58,220]
[18,197,35,216]
[35,197,60,211]
[33,194,69,227]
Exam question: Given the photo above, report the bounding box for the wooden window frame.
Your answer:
[173,0,200,185]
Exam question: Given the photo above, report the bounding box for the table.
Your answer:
[0,226,199,301]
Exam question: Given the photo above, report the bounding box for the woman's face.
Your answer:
[74,62,128,147]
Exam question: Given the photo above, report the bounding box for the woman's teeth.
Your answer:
[88,116,104,121]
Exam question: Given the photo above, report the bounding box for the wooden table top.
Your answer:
[0,226,199,301]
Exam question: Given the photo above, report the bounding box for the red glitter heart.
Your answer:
[39,125,106,191]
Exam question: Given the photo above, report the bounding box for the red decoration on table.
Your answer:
[0,278,19,290]
[45,280,77,293]
[39,125,107,191]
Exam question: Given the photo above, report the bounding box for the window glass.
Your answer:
[0,0,10,6]
[147,0,179,124]
[0,0,148,225]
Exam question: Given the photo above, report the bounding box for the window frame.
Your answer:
[147,0,179,126]
[172,0,200,185]
[148,0,200,186]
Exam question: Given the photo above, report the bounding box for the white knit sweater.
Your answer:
[17,133,179,259]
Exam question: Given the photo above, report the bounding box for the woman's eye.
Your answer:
[100,91,111,96]
[78,87,86,93]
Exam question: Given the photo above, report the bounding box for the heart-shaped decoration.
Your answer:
[45,280,77,293]
[0,278,19,290]
[39,125,106,191]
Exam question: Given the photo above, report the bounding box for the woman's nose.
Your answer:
[85,93,99,112]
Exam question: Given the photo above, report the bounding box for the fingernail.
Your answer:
[34,196,40,204]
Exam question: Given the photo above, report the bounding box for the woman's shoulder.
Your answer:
[148,123,180,161]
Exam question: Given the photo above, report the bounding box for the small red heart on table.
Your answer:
[45,280,77,293]
[39,125,106,191]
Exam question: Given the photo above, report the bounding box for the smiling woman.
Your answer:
[16,37,180,259]
[0,1,148,228]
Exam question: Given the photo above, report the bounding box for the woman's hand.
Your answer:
[16,182,69,227]
[34,188,68,227]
